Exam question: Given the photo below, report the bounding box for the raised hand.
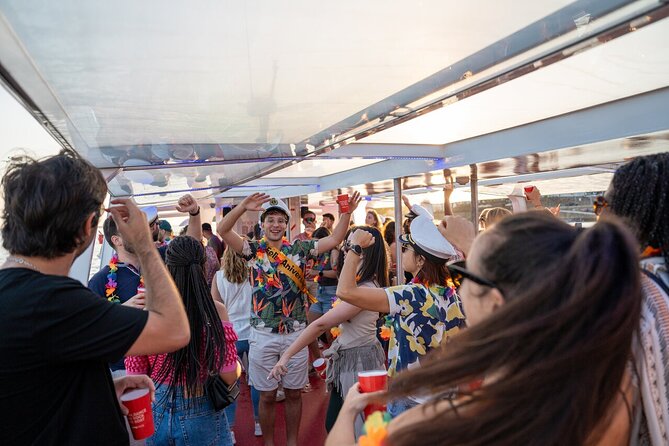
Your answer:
[351,229,375,248]
[107,198,152,253]
[176,194,199,215]
[347,191,362,214]
[401,194,413,210]
[241,193,271,212]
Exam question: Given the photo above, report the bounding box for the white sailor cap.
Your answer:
[260,197,290,221]
[399,204,456,261]
[141,206,159,225]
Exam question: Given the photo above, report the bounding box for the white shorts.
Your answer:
[248,328,309,392]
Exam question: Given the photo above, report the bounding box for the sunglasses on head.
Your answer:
[447,260,497,289]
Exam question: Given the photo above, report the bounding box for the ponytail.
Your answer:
[387,213,641,446]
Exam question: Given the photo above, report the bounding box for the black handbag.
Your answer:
[204,374,240,411]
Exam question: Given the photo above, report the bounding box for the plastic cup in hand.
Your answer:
[313,358,327,379]
[337,194,350,213]
[358,370,387,418]
[120,388,154,440]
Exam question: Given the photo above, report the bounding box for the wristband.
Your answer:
[189,206,200,216]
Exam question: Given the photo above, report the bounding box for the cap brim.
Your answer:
[261,207,290,220]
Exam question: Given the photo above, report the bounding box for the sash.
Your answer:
[266,246,317,304]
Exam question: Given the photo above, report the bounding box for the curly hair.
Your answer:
[1,149,106,258]
[610,152,669,265]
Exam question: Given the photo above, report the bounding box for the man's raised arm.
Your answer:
[176,194,203,241]
[217,193,270,253]
[318,191,361,254]
[108,198,190,356]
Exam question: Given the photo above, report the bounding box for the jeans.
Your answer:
[309,285,337,314]
[224,339,260,427]
[147,386,233,446]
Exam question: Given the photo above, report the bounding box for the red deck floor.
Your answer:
[232,375,329,446]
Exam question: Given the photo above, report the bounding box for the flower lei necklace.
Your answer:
[106,254,144,303]
[255,237,291,293]
[314,252,330,283]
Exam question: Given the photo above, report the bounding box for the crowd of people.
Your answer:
[0,148,668,446]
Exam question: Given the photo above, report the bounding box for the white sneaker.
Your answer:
[275,389,285,402]
[254,421,263,437]
[230,431,236,444]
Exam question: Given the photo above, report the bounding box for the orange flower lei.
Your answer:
[359,411,392,446]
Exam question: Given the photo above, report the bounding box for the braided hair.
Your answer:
[610,153,669,265]
[154,236,227,408]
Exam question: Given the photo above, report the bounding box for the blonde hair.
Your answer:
[222,246,248,284]
[479,207,512,230]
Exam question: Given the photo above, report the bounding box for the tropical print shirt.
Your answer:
[384,283,465,376]
[243,238,318,334]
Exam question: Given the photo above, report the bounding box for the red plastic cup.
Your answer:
[313,358,327,379]
[337,194,350,213]
[136,286,146,294]
[358,370,387,418]
[120,388,154,440]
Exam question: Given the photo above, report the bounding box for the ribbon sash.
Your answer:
[266,246,317,303]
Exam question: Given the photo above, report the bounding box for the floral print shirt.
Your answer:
[384,283,465,376]
[243,238,318,334]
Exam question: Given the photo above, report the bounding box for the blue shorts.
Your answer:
[309,285,337,315]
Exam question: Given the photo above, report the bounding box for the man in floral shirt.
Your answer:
[217,192,360,446]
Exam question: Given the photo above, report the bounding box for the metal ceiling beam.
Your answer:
[439,86,669,168]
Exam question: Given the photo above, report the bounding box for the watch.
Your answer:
[348,243,363,256]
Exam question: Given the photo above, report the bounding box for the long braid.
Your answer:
[610,153,669,265]
[153,236,227,410]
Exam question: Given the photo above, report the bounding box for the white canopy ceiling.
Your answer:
[0,0,668,205]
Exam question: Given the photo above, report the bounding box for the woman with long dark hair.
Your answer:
[269,226,389,433]
[336,206,466,417]
[328,212,642,446]
[126,236,240,446]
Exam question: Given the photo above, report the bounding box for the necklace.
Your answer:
[106,254,144,304]
[6,256,41,272]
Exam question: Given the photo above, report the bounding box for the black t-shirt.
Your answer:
[0,268,149,446]
[88,265,143,371]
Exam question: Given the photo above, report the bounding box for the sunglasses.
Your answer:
[447,260,497,289]
[593,196,608,216]
[304,217,315,223]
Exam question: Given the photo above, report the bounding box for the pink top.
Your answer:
[125,321,238,384]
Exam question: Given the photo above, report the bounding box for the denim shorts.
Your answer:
[147,386,233,446]
[309,285,337,315]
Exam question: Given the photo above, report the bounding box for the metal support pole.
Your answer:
[393,178,404,284]
[470,164,479,233]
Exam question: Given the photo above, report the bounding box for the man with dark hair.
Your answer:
[0,150,190,446]
[202,222,224,259]
[295,209,316,241]
[217,192,360,446]
[321,213,335,231]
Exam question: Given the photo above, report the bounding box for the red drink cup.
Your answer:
[337,194,350,213]
[358,370,387,418]
[136,286,146,294]
[120,388,154,440]
[313,358,327,379]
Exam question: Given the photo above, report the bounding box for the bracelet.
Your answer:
[189,206,200,216]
